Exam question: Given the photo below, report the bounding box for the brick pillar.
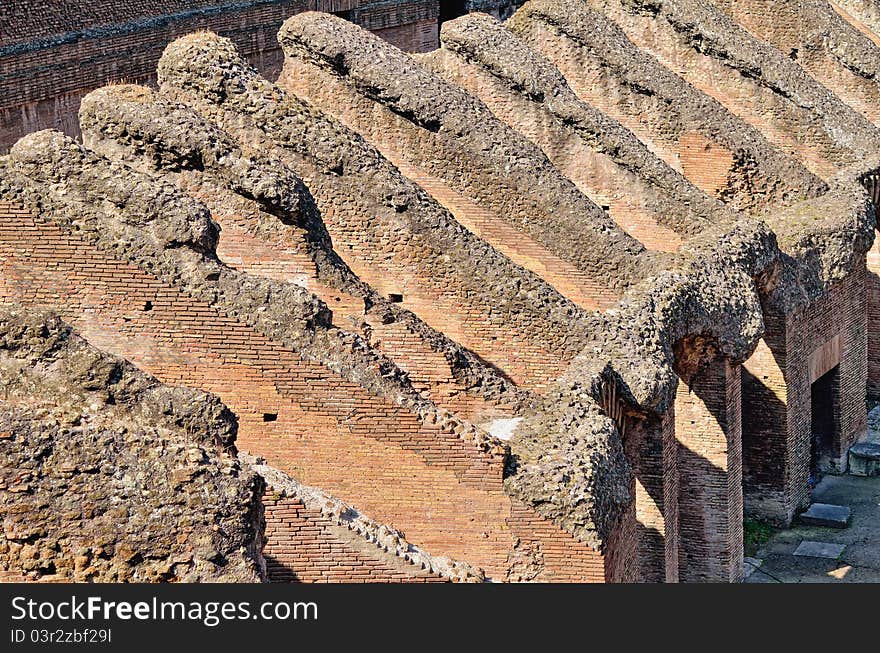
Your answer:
[866,235,880,399]
[675,358,744,582]
[743,267,868,526]
[623,408,679,583]
[742,315,794,525]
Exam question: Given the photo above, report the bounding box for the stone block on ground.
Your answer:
[849,442,880,477]
[799,503,851,528]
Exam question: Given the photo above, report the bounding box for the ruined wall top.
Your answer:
[509,0,829,206]
[278,11,658,290]
[436,11,734,234]
[0,307,265,582]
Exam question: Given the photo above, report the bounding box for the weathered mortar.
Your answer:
[0,3,877,580]
[836,0,880,36]
[243,453,486,582]
[0,307,266,582]
[149,31,657,546]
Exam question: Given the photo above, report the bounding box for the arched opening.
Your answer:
[600,378,679,583]
[673,335,745,582]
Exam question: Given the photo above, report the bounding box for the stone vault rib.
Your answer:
[582,0,880,179]
[77,82,535,420]
[508,0,828,213]
[277,11,661,299]
[426,11,735,246]
[156,30,598,390]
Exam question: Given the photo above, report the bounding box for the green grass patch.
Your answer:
[744,519,776,557]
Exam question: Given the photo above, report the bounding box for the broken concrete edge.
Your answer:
[546,217,776,416]
[763,179,875,313]
[505,360,632,549]
[151,28,654,545]
[275,9,875,412]
[434,11,734,235]
[612,0,880,160]
[241,453,487,582]
[509,0,828,211]
[3,12,873,557]
[0,305,266,582]
[77,83,536,416]
[277,11,655,291]
[563,178,872,414]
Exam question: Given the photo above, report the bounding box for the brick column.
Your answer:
[675,358,744,583]
[868,236,880,399]
[623,408,679,583]
[743,267,867,526]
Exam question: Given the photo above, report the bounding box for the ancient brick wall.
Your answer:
[585,0,877,180]
[371,18,438,52]
[507,4,825,214]
[622,408,679,583]
[0,1,439,152]
[278,30,644,312]
[159,43,594,394]
[0,1,312,152]
[710,0,880,128]
[674,358,744,583]
[262,493,447,582]
[178,172,508,422]
[0,201,624,582]
[0,1,296,44]
[868,235,880,397]
[423,47,686,253]
[742,264,868,524]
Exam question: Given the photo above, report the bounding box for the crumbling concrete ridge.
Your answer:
[277,11,660,305]
[157,31,597,390]
[0,307,265,582]
[1,1,880,583]
[77,83,534,418]
[508,0,829,212]
[426,11,731,247]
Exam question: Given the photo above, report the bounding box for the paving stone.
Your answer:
[799,503,851,528]
[793,541,846,559]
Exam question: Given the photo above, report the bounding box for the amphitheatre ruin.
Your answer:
[1,0,880,583]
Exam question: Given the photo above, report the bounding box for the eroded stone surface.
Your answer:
[0,307,265,582]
